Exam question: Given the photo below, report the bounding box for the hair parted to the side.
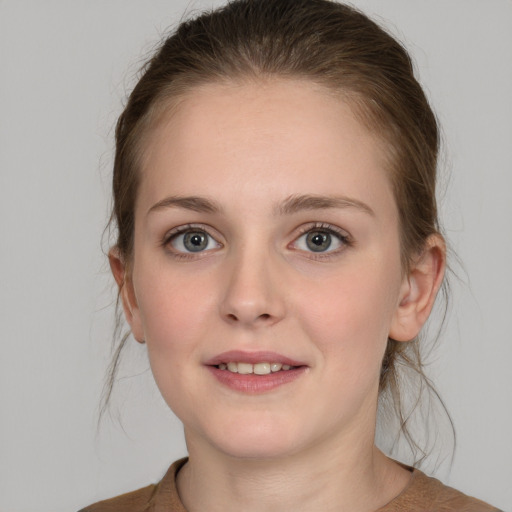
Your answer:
[103,0,453,466]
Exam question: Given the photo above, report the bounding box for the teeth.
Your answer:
[218,362,295,374]
[227,362,238,373]
[254,362,271,375]
[237,362,253,375]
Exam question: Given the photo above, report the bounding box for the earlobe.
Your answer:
[389,234,446,342]
[108,248,145,343]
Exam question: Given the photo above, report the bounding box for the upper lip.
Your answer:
[204,350,307,367]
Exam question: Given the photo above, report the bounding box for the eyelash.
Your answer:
[162,222,352,261]
[291,222,352,260]
[162,224,220,261]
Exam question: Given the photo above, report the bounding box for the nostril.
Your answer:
[225,312,272,323]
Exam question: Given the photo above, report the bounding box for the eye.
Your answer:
[292,225,349,254]
[168,228,220,253]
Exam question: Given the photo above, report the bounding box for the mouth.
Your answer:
[205,351,307,393]
[215,362,297,374]
[205,350,306,371]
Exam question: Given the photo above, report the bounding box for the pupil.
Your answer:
[306,231,331,252]
[184,232,207,252]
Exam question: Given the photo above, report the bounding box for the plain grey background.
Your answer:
[1,1,511,511]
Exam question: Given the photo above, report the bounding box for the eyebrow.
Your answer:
[147,193,374,217]
[147,196,223,215]
[277,194,375,217]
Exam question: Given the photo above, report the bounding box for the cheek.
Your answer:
[297,256,402,374]
[134,257,212,338]
[132,274,214,422]
[131,260,216,391]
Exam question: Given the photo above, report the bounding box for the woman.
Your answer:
[81,0,501,510]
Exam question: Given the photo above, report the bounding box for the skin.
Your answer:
[110,79,445,512]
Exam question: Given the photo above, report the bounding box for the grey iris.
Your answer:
[306,231,331,252]
[184,232,208,252]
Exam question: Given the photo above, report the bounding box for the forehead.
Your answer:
[138,79,396,218]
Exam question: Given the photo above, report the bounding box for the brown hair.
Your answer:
[105,0,452,464]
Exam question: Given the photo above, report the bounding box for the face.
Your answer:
[122,79,412,460]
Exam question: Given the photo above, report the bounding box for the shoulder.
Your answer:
[77,484,157,512]
[381,468,502,512]
[78,458,188,512]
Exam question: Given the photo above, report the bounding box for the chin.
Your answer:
[217,437,299,461]
[194,416,305,461]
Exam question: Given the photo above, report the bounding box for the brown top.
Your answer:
[79,458,502,512]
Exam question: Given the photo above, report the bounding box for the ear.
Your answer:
[108,247,145,343]
[389,234,446,342]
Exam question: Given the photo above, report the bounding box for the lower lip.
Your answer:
[206,366,307,393]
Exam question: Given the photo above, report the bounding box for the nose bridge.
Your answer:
[220,235,285,326]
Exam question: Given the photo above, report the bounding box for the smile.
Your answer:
[205,351,307,393]
[216,362,294,374]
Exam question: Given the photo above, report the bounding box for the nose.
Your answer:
[219,245,286,328]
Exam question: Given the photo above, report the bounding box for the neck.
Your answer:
[177,423,411,512]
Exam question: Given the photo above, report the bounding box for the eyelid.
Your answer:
[162,223,223,256]
[289,222,352,257]
[161,222,351,260]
